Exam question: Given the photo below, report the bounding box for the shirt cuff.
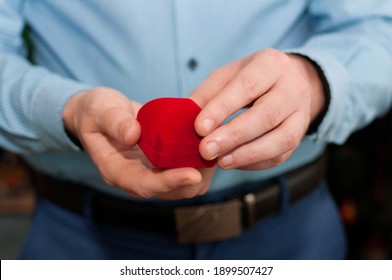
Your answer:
[284,48,349,144]
[31,74,90,151]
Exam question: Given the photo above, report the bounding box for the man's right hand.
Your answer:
[62,87,215,200]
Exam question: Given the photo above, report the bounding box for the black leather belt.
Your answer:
[31,155,326,244]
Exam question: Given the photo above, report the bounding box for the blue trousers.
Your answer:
[20,181,346,259]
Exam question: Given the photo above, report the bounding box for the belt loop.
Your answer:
[276,176,290,214]
[243,193,256,228]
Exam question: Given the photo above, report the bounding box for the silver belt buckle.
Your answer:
[174,199,242,244]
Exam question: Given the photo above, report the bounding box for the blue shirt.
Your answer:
[1,0,392,198]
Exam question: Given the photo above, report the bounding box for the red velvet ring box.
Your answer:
[137,97,216,168]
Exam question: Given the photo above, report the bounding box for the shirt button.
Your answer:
[187,58,198,71]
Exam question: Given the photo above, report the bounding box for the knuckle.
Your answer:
[282,129,300,150]
[217,100,234,117]
[249,153,259,165]
[240,74,260,102]
[133,184,154,199]
[261,48,288,66]
[228,127,246,147]
[265,153,291,168]
[243,147,260,165]
[263,104,282,129]
[133,172,156,199]
[268,155,285,168]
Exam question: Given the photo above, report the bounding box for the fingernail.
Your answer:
[201,118,215,134]
[221,154,233,169]
[206,141,220,159]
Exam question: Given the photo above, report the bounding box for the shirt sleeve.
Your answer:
[0,0,90,154]
[286,0,392,144]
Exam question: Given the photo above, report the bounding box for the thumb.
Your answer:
[99,107,141,146]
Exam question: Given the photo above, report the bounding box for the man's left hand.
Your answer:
[190,49,325,170]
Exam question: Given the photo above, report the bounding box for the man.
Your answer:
[1,0,392,259]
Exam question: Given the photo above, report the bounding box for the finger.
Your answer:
[217,111,307,169]
[195,50,285,137]
[95,145,203,197]
[199,87,298,160]
[238,151,293,171]
[98,107,141,147]
[157,184,204,200]
[105,162,203,199]
[157,166,215,199]
[189,58,246,108]
[127,168,204,199]
[197,167,216,195]
[85,128,204,199]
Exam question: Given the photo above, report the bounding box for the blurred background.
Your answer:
[1,111,392,259]
[327,110,392,259]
